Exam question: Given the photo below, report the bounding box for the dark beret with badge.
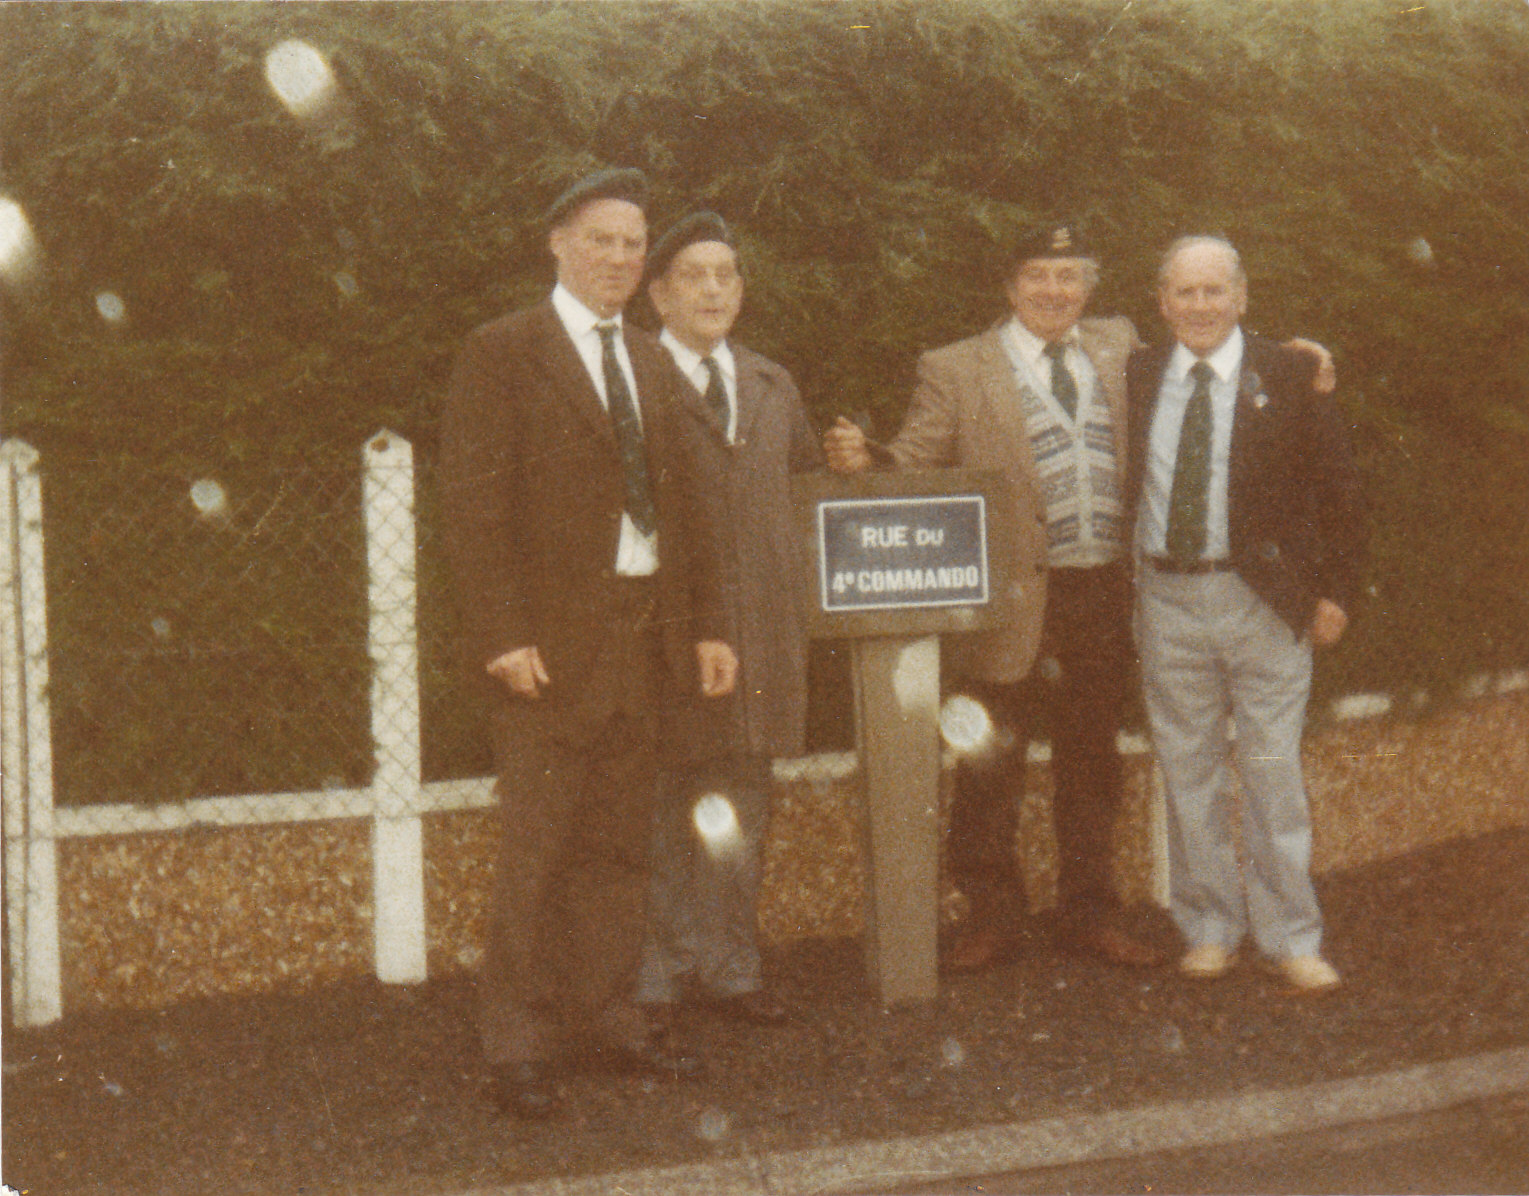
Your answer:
[1010,220,1093,267]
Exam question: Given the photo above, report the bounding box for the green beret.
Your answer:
[545,167,651,228]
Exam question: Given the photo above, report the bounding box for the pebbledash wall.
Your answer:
[5,435,1528,1027]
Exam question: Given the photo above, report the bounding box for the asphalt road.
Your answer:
[890,1092,1529,1195]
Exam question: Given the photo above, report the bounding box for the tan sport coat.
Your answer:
[885,314,1139,685]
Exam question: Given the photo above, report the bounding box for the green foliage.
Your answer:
[3,0,1527,793]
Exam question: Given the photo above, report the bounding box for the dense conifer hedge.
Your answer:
[3,1,1526,788]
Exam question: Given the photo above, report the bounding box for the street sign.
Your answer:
[792,466,1019,1006]
[794,468,1018,639]
[818,493,989,612]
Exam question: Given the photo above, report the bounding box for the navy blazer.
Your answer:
[1124,332,1365,635]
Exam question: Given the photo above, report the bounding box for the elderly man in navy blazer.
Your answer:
[1126,235,1364,994]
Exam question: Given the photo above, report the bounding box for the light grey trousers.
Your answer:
[636,755,774,1004]
[1136,564,1325,961]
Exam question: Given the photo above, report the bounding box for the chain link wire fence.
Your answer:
[35,440,487,818]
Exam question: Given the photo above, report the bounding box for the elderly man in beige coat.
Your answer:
[636,211,824,1026]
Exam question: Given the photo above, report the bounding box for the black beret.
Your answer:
[1010,220,1093,265]
[646,211,736,282]
[545,167,651,228]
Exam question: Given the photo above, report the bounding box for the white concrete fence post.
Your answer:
[1,439,63,1027]
[362,429,427,984]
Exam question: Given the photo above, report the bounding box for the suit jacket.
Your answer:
[439,299,728,731]
[886,314,1139,685]
[1124,331,1365,634]
[662,343,824,761]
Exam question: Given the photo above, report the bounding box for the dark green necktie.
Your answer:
[1165,360,1215,564]
[596,322,656,536]
[701,355,729,426]
[1043,341,1079,421]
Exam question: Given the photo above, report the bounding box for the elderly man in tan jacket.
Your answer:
[826,221,1160,974]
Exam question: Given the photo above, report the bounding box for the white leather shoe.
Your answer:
[1179,943,1235,979]
[1271,954,1341,994]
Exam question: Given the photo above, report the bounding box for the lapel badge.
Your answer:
[1240,370,1268,409]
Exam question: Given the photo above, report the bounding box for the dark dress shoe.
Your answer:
[1060,921,1166,968]
[488,1061,559,1119]
[594,1034,704,1080]
[710,989,789,1025]
[942,923,1020,974]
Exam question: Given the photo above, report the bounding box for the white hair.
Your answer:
[1157,235,1245,288]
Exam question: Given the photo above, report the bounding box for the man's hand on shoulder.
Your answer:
[823,416,873,474]
[1309,599,1348,647]
[487,646,550,698]
[696,640,739,698]
[1285,337,1337,395]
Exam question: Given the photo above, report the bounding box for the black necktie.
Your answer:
[701,355,729,427]
[596,322,656,536]
[1043,341,1079,421]
[1165,360,1215,564]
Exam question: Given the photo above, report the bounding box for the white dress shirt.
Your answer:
[551,283,658,576]
[1137,327,1244,561]
[1001,318,1099,424]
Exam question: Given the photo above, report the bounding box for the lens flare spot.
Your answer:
[940,1036,966,1068]
[189,478,229,519]
[96,291,127,323]
[1406,236,1434,266]
[264,39,336,118]
[692,792,739,847]
[0,196,39,284]
[695,1106,731,1142]
[149,617,171,639]
[333,270,359,298]
[939,694,993,755]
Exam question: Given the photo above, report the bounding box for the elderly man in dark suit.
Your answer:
[636,211,823,1028]
[1126,234,1364,994]
[440,169,738,1118]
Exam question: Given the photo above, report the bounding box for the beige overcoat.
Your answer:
[662,343,823,761]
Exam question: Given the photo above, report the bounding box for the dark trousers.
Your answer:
[477,580,663,1066]
[946,563,1132,931]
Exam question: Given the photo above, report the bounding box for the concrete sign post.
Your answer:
[795,469,1017,1005]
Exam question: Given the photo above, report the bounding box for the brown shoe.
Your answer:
[1060,921,1166,969]
[942,923,1020,974]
